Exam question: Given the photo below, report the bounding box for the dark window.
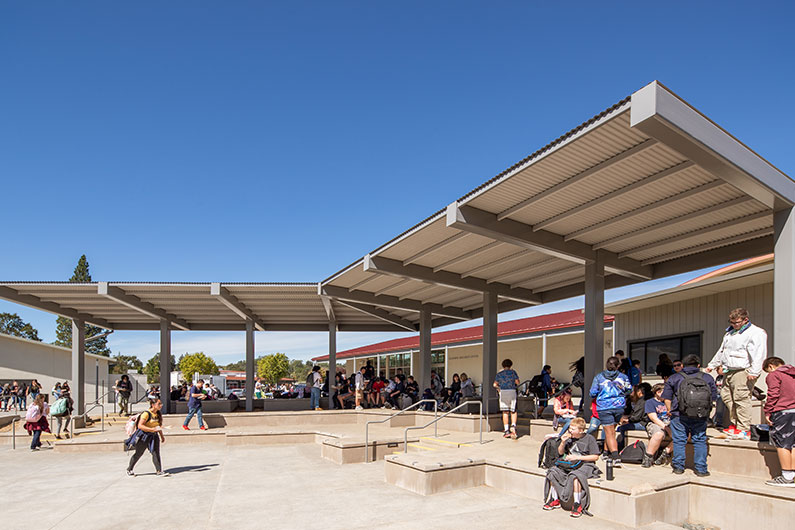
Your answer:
[628,333,702,375]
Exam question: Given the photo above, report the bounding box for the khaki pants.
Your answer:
[720,370,754,432]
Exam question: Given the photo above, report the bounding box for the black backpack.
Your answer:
[677,373,713,419]
[529,374,544,395]
[538,437,560,469]
[619,440,646,464]
[306,372,314,386]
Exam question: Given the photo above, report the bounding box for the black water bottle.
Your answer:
[606,458,614,481]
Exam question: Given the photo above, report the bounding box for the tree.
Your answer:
[223,360,247,371]
[257,353,289,384]
[53,255,112,356]
[287,359,313,381]
[178,352,219,380]
[0,312,41,341]
[110,354,144,375]
[143,352,176,384]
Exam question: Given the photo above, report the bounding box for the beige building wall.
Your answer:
[0,333,112,403]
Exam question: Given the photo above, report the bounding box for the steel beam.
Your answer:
[641,227,775,266]
[364,255,542,305]
[482,291,498,414]
[159,320,171,414]
[336,299,418,332]
[433,241,503,273]
[320,284,473,321]
[245,319,255,412]
[497,139,658,221]
[400,232,467,266]
[583,254,605,419]
[320,294,336,321]
[328,322,337,410]
[774,207,795,366]
[417,308,432,393]
[447,204,652,280]
[98,282,190,331]
[210,283,266,331]
[0,286,112,329]
[72,319,86,415]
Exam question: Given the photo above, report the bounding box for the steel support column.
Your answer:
[245,319,255,412]
[160,320,171,414]
[417,308,432,393]
[583,255,605,419]
[775,207,795,365]
[71,319,86,415]
[328,322,337,410]
[482,291,498,414]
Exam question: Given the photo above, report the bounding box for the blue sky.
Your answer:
[1,2,792,364]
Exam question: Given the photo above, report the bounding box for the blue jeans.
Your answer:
[556,416,573,436]
[31,429,42,449]
[183,406,204,428]
[617,422,645,450]
[310,387,321,409]
[587,417,606,441]
[17,395,26,409]
[670,416,708,473]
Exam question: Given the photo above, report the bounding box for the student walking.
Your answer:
[494,359,520,439]
[761,357,795,487]
[182,379,207,430]
[589,356,632,467]
[24,394,50,451]
[662,354,717,476]
[706,307,767,440]
[51,387,74,439]
[114,374,133,416]
[126,398,167,476]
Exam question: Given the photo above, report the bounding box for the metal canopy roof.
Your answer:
[0,282,411,332]
[320,81,793,327]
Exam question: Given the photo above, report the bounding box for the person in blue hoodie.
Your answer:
[589,356,633,467]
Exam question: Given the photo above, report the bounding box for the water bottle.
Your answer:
[606,458,614,481]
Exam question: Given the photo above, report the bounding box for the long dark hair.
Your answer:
[569,356,584,374]
[148,398,163,425]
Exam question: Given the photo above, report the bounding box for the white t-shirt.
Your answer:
[312,372,322,389]
[355,372,365,391]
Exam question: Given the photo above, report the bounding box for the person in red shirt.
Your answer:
[762,356,795,487]
[369,377,386,408]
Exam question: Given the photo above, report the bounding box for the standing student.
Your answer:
[16,381,27,409]
[662,354,717,476]
[310,366,323,411]
[52,386,74,440]
[589,356,632,467]
[24,394,50,451]
[536,365,553,417]
[182,379,207,431]
[354,366,366,411]
[629,360,642,387]
[126,398,168,476]
[494,359,520,439]
[28,379,42,401]
[570,357,585,412]
[706,307,768,440]
[761,357,795,487]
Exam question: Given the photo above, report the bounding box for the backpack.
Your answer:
[51,397,68,416]
[125,411,146,437]
[677,373,713,419]
[529,374,544,395]
[25,404,42,423]
[306,372,314,386]
[538,437,560,469]
[619,440,646,464]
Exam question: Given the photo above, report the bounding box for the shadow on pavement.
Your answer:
[165,463,220,474]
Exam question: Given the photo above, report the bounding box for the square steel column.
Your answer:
[417,308,432,393]
[160,320,171,414]
[245,319,255,412]
[482,291,498,414]
[775,207,795,365]
[584,256,605,419]
[328,321,337,410]
[71,319,86,415]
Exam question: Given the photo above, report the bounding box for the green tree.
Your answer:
[110,354,144,375]
[287,359,313,381]
[178,352,220,379]
[143,352,176,384]
[0,312,41,341]
[53,255,112,356]
[223,360,247,371]
[257,353,289,384]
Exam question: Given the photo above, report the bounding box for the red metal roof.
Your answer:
[312,309,614,361]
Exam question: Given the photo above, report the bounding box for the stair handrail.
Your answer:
[403,400,484,453]
[365,399,437,463]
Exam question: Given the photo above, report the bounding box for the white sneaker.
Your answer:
[765,475,795,487]
[355,406,363,411]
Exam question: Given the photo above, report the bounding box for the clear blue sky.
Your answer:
[1,2,792,364]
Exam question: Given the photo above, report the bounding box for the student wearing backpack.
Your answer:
[309,366,322,411]
[662,354,717,476]
[52,387,74,440]
[126,398,167,476]
[589,356,632,467]
[24,394,50,451]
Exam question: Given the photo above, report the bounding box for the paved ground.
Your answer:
[0,442,636,530]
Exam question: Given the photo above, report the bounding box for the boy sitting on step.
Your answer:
[543,417,601,518]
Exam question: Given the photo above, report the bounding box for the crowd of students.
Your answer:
[0,379,42,411]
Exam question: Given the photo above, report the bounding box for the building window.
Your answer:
[628,333,702,375]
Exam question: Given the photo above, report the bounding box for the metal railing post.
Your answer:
[12,414,16,450]
[364,399,437,463]
[404,400,484,453]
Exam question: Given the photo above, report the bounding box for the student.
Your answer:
[553,387,577,437]
[182,379,207,431]
[449,374,462,408]
[28,379,42,401]
[430,371,443,397]
[543,417,600,518]
[761,357,795,487]
[404,376,419,403]
[52,386,74,440]
[494,359,520,439]
[656,354,674,380]
[460,373,475,398]
[370,376,386,407]
[114,374,133,416]
[310,366,323,411]
[643,383,673,467]
[589,356,632,467]
[617,384,648,451]
[354,366,366,411]
[386,376,405,409]
[24,394,50,451]
[629,360,642,387]
[570,357,585,412]
[615,350,631,375]
[536,365,553,417]
[1,384,11,411]
[126,398,167,476]
[662,354,717,476]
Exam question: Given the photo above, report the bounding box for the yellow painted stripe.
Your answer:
[419,437,472,447]
[407,443,439,451]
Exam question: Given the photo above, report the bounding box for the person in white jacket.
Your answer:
[706,307,767,439]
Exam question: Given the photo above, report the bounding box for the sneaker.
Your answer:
[672,467,685,475]
[503,430,511,438]
[355,406,363,411]
[315,407,323,411]
[570,503,583,518]
[126,469,135,476]
[542,499,561,511]
[765,475,795,487]
[732,430,750,441]
[641,452,654,468]
[611,458,623,468]
[156,471,171,477]
[199,425,207,431]
[694,470,711,478]
[600,452,610,461]
[722,425,739,435]
[182,425,189,431]
[510,426,518,439]
[654,451,672,466]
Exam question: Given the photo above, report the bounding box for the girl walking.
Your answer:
[24,394,50,451]
[126,398,168,476]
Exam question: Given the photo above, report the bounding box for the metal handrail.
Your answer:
[365,399,437,463]
[404,400,484,452]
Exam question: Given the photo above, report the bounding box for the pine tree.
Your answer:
[53,254,112,356]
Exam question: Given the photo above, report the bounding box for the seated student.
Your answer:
[617,384,649,451]
[369,377,386,408]
[460,373,475,398]
[643,383,673,467]
[543,417,601,518]
[386,376,405,409]
[449,373,462,408]
[404,376,419,403]
[337,378,355,409]
[630,360,642,387]
[553,387,577,437]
